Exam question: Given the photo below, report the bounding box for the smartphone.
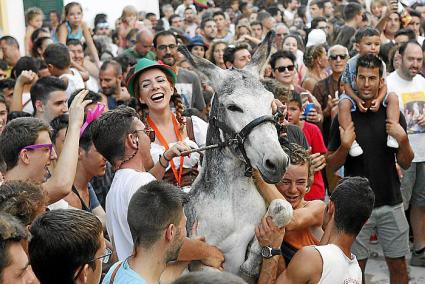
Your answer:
[303,103,315,118]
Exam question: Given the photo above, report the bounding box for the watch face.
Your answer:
[261,246,272,258]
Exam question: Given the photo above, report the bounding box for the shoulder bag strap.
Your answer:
[186,117,195,142]
[109,262,123,284]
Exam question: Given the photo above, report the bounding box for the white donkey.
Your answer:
[180,32,292,278]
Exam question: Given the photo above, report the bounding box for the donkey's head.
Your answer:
[179,32,289,183]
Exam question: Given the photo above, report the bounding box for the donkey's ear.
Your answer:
[178,45,224,90]
[245,30,275,76]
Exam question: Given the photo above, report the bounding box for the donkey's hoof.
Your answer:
[268,199,293,227]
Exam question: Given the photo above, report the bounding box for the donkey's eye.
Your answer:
[227,105,243,113]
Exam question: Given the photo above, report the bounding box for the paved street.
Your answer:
[365,243,425,283]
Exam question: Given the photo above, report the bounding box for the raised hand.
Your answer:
[68,89,92,128]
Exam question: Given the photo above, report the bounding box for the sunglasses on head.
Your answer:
[275,65,295,72]
[329,54,348,61]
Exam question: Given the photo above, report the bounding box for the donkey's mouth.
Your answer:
[258,168,282,184]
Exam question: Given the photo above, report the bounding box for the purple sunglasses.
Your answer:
[21,143,54,156]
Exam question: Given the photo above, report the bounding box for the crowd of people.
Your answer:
[0,0,424,283]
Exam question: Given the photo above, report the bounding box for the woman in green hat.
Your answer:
[127,58,207,190]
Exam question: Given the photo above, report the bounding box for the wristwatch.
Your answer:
[261,246,282,259]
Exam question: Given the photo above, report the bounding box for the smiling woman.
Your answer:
[126,58,207,189]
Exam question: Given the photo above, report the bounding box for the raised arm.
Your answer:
[285,200,325,231]
[43,90,91,204]
[10,71,38,112]
[81,22,101,67]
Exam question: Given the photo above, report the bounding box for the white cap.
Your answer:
[306,29,327,47]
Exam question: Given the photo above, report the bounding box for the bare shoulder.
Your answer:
[277,246,323,283]
[306,199,325,208]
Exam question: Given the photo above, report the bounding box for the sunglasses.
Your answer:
[133,128,156,143]
[275,65,295,72]
[329,54,348,60]
[21,143,54,157]
[157,44,177,51]
[73,248,112,280]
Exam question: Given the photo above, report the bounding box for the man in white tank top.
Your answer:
[258,177,375,284]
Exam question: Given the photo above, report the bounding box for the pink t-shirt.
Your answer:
[302,122,327,201]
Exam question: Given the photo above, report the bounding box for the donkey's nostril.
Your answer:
[265,159,277,171]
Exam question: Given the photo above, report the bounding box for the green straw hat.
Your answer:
[126,58,177,97]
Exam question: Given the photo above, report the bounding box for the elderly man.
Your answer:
[274,23,289,50]
[122,28,155,61]
[312,45,349,144]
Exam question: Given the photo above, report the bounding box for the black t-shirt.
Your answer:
[328,107,406,208]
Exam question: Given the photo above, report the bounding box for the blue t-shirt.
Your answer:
[102,259,147,284]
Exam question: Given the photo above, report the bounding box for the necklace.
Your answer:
[147,114,184,187]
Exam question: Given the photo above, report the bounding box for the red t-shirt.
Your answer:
[302,122,327,200]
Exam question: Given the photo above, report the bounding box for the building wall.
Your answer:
[0,0,26,54]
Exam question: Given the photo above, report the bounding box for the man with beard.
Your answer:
[387,41,425,267]
[99,60,130,109]
[183,7,197,38]
[153,31,205,112]
[103,181,187,283]
[200,17,217,47]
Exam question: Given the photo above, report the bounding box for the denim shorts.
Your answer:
[352,203,409,260]
[339,93,389,112]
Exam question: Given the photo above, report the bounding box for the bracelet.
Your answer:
[163,151,171,162]
[159,155,169,168]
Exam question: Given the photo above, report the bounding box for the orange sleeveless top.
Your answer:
[284,201,320,249]
[284,227,319,249]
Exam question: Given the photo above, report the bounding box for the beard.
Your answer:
[164,228,184,262]
[102,85,117,96]
[161,54,176,66]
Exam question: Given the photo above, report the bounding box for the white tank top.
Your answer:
[315,244,362,284]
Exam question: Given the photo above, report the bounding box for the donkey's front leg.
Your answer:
[239,199,293,279]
